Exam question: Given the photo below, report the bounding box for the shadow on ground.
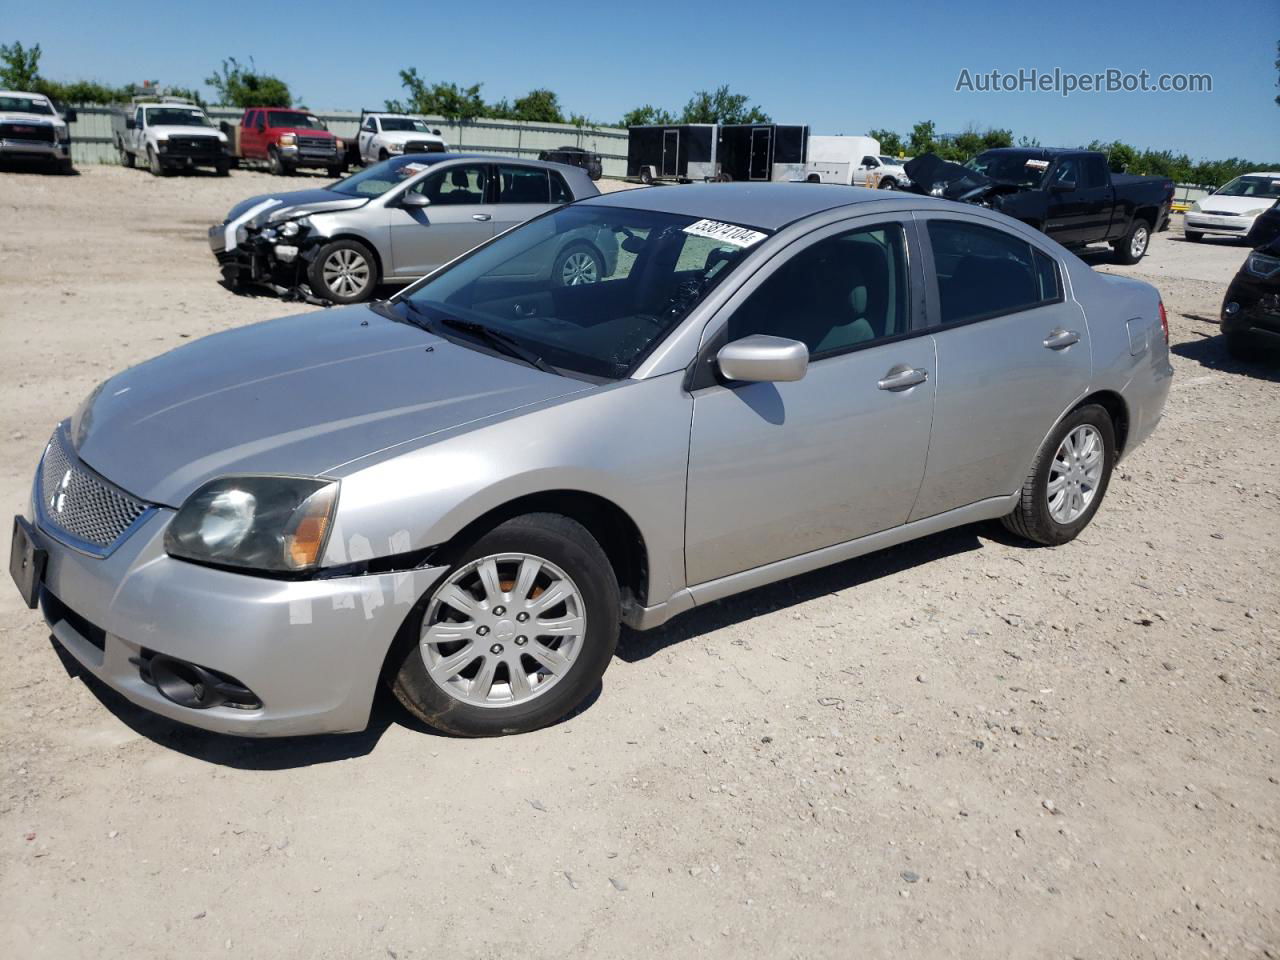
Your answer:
[1172,329,1280,381]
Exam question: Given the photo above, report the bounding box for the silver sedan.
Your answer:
[15,184,1172,737]
[208,154,609,303]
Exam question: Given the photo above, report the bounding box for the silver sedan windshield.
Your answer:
[400,205,767,379]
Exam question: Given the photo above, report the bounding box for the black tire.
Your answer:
[327,165,344,179]
[639,168,654,185]
[551,242,604,287]
[214,161,230,177]
[1002,404,1116,546]
[378,149,389,162]
[118,142,135,169]
[390,513,620,737]
[147,147,166,177]
[307,238,379,304]
[1184,230,1204,242]
[1113,218,1151,264]
[878,178,898,190]
[55,157,74,175]
[268,147,291,176]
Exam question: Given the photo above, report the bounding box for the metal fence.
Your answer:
[66,106,631,177]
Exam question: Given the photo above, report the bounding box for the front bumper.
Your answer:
[1185,213,1257,236]
[21,499,445,737]
[209,223,315,293]
[0,138,70,160]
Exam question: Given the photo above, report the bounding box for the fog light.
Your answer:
[1223,301,1240,317]
[274,244,299,261]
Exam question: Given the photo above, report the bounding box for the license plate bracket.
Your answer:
[9,516,47,609]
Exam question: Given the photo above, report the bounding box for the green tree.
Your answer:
[619,104,674,127]
[907,120,938,156]
[868,128,904,156]
[205,57,290,108]
[511,88,564,123]
[0,40,41,90]
[679,85,769,124]
[388,68,485,121]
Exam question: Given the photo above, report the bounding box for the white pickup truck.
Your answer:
[355,112,449,165]
[0,90,75,173]
[112,97,230,176]
[800,135,911,190]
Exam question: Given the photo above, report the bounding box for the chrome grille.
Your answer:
[38,426,149,553]
[297,135,336,156]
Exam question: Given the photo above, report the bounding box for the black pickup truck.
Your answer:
[906,148,1174,264]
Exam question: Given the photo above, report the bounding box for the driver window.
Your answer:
[362,117,376,132]
[728,223,909,360]
[1053,157,1081,187]
[135,107,144,127]
[415,165,488,205]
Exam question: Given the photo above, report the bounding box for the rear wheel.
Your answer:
[308,238,379,303]
[390,513,620,737]
[118,142,135,168]
[1113,219,1151,264]
[1002,404,1116,546]
[552,243,603,286]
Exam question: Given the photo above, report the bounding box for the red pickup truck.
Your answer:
[226,107,347,177]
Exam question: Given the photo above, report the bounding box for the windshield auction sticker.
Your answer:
[1024,159,1050,170]
[682,219,768,248]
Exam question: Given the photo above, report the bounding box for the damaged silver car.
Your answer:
[209,154,608,303]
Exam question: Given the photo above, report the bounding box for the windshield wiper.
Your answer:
[435,313,554,373]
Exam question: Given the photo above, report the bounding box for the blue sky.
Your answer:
[10,0,1279,158]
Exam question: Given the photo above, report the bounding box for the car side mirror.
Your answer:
[399,192,431,208]
[64,108,77,122]
[1051,179,1077,192]
[257,121,266,132]
[125,117,136,130]
[717,334,809,383]
[432,129,442,136]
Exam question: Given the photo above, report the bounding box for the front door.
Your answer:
[661,129,679,178]
[387,163,496,278]
[684,218,935,586]
[748,128,772,181]
[910,215,1091,519]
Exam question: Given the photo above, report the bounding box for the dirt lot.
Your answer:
[0,165,1276,959]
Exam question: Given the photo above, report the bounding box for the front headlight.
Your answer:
[279,220,301,237]
[335,138,345,151]
[165,476,339,573]
[279,133,297,146]
[1190,201,1202,212]
[1245,253,1280,278]
[388,142,404,154]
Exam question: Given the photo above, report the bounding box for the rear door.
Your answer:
[909,214,1091,519]
[387,162,496,278]
[491,163,557,235]
[684,216,936,585]
[661,129,679,178]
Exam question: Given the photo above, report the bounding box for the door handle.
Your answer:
[471,214,491,222]
[1043,328,1080,350]
[877,365,929,391]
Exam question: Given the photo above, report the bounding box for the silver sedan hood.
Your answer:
[223,188,368,225]
[71,307,590,507]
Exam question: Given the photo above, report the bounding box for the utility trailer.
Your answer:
[715,124,809,183]
[626,124,718,184]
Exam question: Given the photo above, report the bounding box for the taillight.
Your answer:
[1158,301,1169,344]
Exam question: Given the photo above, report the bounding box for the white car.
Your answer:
[0,90,74,173]
[356,113,449,165]
[1185,172,1280,242]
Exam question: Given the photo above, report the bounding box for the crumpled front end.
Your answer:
[208,215,322,301]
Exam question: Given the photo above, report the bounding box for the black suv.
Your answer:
[538,146,602,181]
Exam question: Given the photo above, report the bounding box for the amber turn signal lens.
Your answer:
[282,484,338,570]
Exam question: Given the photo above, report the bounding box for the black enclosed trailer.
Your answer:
[716,124,809,182]
[626,124,718,183]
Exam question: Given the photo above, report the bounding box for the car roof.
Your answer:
[581,182,889,230]
[398,152,584,170]
[0,90,49,99]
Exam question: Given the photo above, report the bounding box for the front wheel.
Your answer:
[1225,329,1257,360]
[1002,404,1116,546]
[639,168,654,185]
[1113,219,1151,264]
[327,164,344,179]
[390,513,620,737]
[552,243,603,286]
[147,147,166,177]
[268,147,291,176]
[1184,230,1204,242]
[878,178,898,190]
[308,238,379,303]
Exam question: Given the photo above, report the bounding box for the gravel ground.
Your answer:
[0,165,1276,959]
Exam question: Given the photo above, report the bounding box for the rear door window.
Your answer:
[498,165,552,204]
[549,171,572,203]
[927,220,1059,325]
